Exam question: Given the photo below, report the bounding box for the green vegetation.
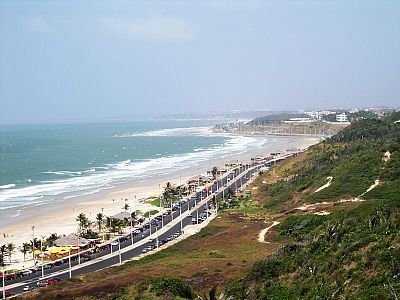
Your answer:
[259,112,400,206]
[147,197,162,207]
[249,113,309,125]
[115,276,194,300]
[225,112,400,299]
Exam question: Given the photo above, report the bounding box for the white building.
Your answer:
[336,113,348,123]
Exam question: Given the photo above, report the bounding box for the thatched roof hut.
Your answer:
[55,234,89,247]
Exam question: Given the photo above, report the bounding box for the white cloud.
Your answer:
[25,16,55,33]
[102,15,193,42]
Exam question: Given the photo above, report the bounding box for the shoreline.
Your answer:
[0,134,319,270]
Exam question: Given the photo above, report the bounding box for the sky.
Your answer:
[0,0,399,124]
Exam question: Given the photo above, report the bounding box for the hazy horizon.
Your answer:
[1,0,399,124]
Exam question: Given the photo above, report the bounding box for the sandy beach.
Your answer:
[0,135,319,270]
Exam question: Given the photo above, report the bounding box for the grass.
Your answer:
[146,198,162,208]
[20,202,285,300]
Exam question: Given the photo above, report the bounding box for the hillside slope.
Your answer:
[225,112,400,299]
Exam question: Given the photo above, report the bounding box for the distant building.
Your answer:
[305,111,321,120]
[336,113,348,123]
[283,117,313,123]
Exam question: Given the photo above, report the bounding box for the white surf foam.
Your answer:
[116,126,213,137]
[0,134,268,212]
[0,183,16,189]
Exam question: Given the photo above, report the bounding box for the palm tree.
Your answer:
[30,238,40,250]
[45,233,60,247]
[163,182,176,206]
[6,243,15,263]
[123,203,130,212]
[0,244,6,265]
[106,217,123,233]
[20,243,31,262]
[96,213,104,232]
[212,166,218,179]
[76,213,89,233]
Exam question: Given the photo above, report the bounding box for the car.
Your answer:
[81,254,91,262]
[54,260,63,266]
[148,238,155,243]
[142,248,148,253]
[47,277,61,285]
[111,240,118,246]
[187,213,192,218]
[23,285,34,291]
[4,291,15,297]
[37,280,48,287]
[5,273,17,280]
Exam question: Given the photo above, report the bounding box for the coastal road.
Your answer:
[1,157,287,297]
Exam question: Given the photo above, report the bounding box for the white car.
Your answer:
[23,285,33,291]
[111,240,118,246]
[22,269,33,276]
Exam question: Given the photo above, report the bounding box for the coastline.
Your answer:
[0,134,319,270]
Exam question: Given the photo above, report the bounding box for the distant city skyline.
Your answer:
[1,0,399,124]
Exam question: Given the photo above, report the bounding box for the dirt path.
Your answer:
[258,221,280,243]
[314,176,333,193]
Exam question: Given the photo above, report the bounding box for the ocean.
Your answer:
[0,119,283,224]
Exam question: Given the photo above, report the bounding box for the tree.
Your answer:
[96,213,104,232]
[0,244,6,265]
[163,182,176,207]
[106,217,123,233]
[6,243,15,263]
[20,242,31,262]
[30,238,40,250]
[212,166,218,179]
[123,203,130,212]
[76,213,89,233]
[45,233,60,247]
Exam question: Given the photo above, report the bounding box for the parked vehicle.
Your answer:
[23,285,34,291]
[47,277,61,285]
[22,269,33,276]
[4,291,15,297]
[37,280,48,287]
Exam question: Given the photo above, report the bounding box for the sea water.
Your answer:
[0,119,282,224]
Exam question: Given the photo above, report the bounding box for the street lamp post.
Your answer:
[130,218,134,246]
[40,239,44,278]
[179,205,183,232]
[2,266,5,300]
[31,226,36,265]
[118,238,122,265]
[68,249,72,279]
[78,236,81,265]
